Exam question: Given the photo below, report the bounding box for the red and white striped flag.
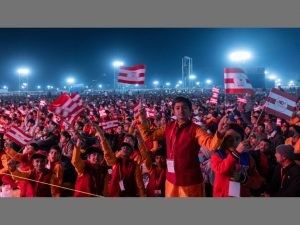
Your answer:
[146,108,156,118]
[39,100,47,107]
[49,93,84,119]
[4,126,33,146]
[224,68,254,94]
[117,64,146,85]
[4,109,11,115]
[276,118,282,126]
[209,98,218,104]
[265,88,298,121]
[133,101,142,118]
[0,126,5,134]
[212,87,220,93]
[209,87,219,105]
[100,119,119,130]
[237,97,247,104]
[254,104,264,112]
[99,109,107,118]
[18,106,27,116]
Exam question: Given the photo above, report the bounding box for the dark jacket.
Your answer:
[267,162,300,197]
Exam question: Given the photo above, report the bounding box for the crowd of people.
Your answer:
[0,88,300,197]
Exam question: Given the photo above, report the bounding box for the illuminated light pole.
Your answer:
[165,82,171,89]
[189,74,197,88]
[66,77,75,92]
[153,80,159,89]
[112,60,124,91]
[205,79,212,88]
[17,67,30,93]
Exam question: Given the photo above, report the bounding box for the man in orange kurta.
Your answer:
[137,96,228,197]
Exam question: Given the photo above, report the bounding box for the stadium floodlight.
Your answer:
[288,80,295,87]
[98,84,102,88]
[17,67,31,92]
[178,80,183,84]
[166,82,171,86]
[112,60,125,90]
[3,85,8,89]
[37,85,41,89]
[189,74,197,80]
[153,80,159,86]
[267,74,277,80]
[66,77,75,85]
[206,79,212,84]
[17,68,30,76]
[229,50,252,62]
[112,60,124,68]
[196,82,200,86]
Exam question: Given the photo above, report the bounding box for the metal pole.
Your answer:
[18,73,20,94]
[113,67,116,91]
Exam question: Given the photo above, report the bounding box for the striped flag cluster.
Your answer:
[100,119,119,130]
[133,101,142,118]
[99,109,107,118]
[4,125,33,146]
[17,106,27,116]
[146,107,156,118]
[0,125,5,134]
[224,68,254,94]
[209,87,220,104]
[265,88,298,121]
[49,93,84,122]
[117,64,146,85]
[237,97,247,104]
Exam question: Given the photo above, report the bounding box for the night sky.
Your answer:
[0,28,300,90]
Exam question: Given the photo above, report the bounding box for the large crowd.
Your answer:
[0,88,300,197]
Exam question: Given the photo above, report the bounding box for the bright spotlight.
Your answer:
[267,74,277,80]
[229,51,252,62]
[17,68,30,76]
[206,79,212,84]
[112,60,124,68]
[153,80,159,86]
[66,77,75,85]
[189,74,197,80]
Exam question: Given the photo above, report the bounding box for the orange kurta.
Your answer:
[138,120,223,197]
[285,137,300,154]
